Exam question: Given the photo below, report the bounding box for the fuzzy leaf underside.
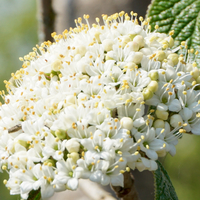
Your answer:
[154,161,178,200]
[27,189,41,200]
[147,0,200,65]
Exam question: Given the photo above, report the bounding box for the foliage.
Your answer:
[154,161,178,200]
[27,189,41,200]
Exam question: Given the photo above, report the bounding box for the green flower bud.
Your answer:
[155,110,169,120]
[68,152,79,163]
[196,76,200,84]
[192,68,200,79]
[167,53,179,66]
[53,144,59,151]
[153,119,165,128]
[148,71,158,81]
[45,159,56,167]
[156,50,166,62]
[17,140,29,148]
[129,34,137,41]
[55,129,67,139]
[142,88,154,100]
[50,130,56,136]
[105,54,114,61]
[147,81,158,93]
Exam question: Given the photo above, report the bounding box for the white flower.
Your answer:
[53,159,80,191]
[134,127,166,160]
[1,11,200,199]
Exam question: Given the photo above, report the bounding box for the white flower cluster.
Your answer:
[1,11,200,199]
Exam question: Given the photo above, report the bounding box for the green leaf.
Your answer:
[147,0,200,64]
[27,189,41,200]
[154,160,178,200]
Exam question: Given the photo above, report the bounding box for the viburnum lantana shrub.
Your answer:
[1,11,200,199]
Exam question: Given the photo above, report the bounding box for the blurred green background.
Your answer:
[0,1,200,200]
[0,0,37,199]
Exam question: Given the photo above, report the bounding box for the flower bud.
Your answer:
[157,103,168,111]
[51,60,63,71]
[170,114,183,128]
[147,81,158,92]
[155,110,169,120]
[17,140,29,148]
[120,117,134,130]
[66,139,80,153]
[129,34,136,41]
[167,53,179,66]
[45,159,56,167]
[121,36,131,48]
[126,41,139,52]
[133,35,145,48]
[148,71,158,81]
[196,76,200,84]
[102,39,114,51]
[156,50,166,62]
[139,47,152,56]
[142,88,154,100]
[55,129,67,139]
[126,62,136,69]
[133,52,143,64]
[192,67,200,79]
[68,152,79,163]
[153,119,165,128]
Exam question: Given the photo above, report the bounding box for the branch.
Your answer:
[37,0,56,43]
[79,179,116,200]
[111,172,140,200]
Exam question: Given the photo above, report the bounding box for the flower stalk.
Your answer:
[111,172,139,200]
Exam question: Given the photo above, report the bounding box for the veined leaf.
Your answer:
[27,189,41,200]
[154,161,178,200]
[147,0,200,64]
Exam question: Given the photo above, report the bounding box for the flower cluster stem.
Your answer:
[111,172,140,200]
